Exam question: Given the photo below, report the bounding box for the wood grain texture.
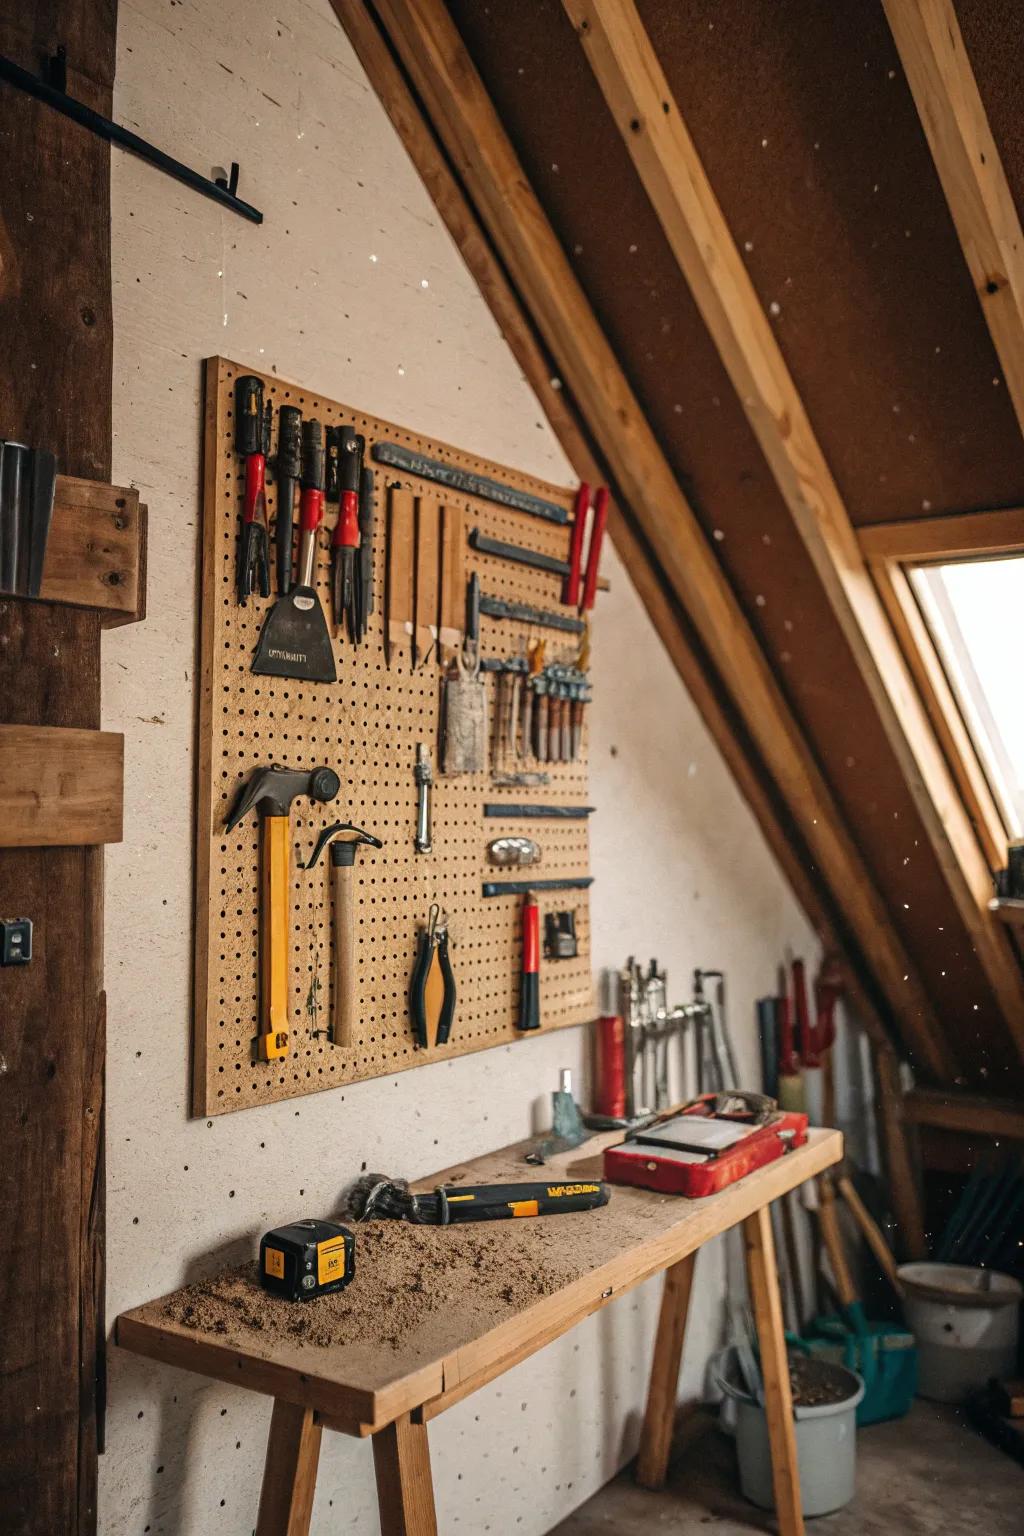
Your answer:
[744,1205,804,1536]
[195,358,593,1116]
[816,1176,857,1308]
[0,724,123,846]
[873,1043,927,1260]
[904,1085,1024,1140]
[37,476,144,624]
[373,1414,438,1536]
[364,0,953,1082]
[563,0,1024,1069]
[0,6,114,1531]
[635,1250,696,1490]
[836,1174,902,1296]
[255,1400,323,1536]
[884,0,1024,441]
[330,0,913,1075]
[116,1129,842,1434]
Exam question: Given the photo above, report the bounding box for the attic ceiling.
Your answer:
[345,0,1024,1096]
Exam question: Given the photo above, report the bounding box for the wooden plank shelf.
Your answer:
[0,725,124,847]
[27,474,146,626]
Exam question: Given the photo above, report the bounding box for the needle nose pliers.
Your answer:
[409,903,456,1048]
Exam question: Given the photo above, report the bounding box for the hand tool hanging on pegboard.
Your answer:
[414,743,433,853]
[517,890,541,1032]
[414,496,441,667]
[354,466,376,643]
[438,504,465,665]
[234,374,271,604]
[409,903,456,1048]
[225,765,341,1061]
[385,484,415,666]
[440,573,487,774]
[252,419,337,682]
[274,404,302,596]
[331,427,364,641]
[304,822,383,1049]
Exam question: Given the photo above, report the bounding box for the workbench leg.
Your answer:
[744,1206,804,1536]
[635,1250,697,1490]
[255,1400,322,1536]
[372,1412,438,1536]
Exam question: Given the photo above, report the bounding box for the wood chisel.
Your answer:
[303,822,383,1048]
[408,903,456,1048]
[234,374,271,604]
[414,496,440,665]
[439,504,465,663]
[385,484,415,666]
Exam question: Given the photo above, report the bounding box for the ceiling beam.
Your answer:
[354,0,953,1078]
[883,0,1024,440]
[332,0,906,1053]
[905,1085,1024,1141]
[562,0,1024,1065]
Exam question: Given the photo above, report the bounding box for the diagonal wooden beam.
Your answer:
[350,0,952,1078]
[562,0,1024,1066]
[333,0,881,1028]
[883,0,1024,438]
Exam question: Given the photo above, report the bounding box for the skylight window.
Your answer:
[910,555,1024,838]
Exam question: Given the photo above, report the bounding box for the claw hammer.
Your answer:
[304,822,383,1047]
[226,765,341,1061]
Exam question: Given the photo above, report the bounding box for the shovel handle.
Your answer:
[331,857,357,1047]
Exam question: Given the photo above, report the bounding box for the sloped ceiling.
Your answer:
[431,0,1024,1091]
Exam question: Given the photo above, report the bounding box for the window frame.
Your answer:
[858,507,1024,872]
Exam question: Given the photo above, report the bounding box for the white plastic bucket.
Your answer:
[717,1351,865,1516]
[897,1262,1022,1403]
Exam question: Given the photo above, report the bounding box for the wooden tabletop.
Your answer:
[117,1127,842,1435]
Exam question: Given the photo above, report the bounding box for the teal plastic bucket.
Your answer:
[798,1306,916,1426]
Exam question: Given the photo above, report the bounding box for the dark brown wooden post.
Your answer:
[0,6,116,1533]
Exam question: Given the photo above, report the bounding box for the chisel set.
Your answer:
[196,358,602,1116]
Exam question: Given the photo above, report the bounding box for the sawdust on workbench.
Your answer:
[163,1211,588,1352]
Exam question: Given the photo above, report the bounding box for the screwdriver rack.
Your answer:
[194,357,596,1115]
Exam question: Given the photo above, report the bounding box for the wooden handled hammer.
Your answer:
[304,822,383,1047]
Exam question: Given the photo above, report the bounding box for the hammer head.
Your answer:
[225,764,340,830]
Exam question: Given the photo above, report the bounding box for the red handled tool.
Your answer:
[235,374,271,604]
[251,419,336,682]
[580,486,609,612]
[792,957,813,1066]
[563,482,590,607]
[517,890,541,1031]
[331,427,363,637]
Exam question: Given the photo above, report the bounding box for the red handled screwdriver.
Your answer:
[331,428,363,636]
[235,375,271,604]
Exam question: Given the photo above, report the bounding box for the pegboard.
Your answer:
[193,357,596,1115]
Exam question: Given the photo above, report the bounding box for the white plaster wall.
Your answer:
[100,2,818,1531]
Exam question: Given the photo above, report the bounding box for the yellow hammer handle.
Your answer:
[332,858,358,1047]
[260,815,290,1060]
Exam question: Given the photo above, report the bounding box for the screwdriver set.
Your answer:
[195,357,602,1117]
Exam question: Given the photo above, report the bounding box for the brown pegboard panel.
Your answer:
[194,357,595,1115]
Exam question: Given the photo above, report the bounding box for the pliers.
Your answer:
[409,903,456,1048]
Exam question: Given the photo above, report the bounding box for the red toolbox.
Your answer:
[603,1092,808,1198]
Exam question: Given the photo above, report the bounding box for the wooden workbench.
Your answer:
[117,1126,842,1536]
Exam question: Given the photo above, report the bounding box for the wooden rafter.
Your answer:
[905,1085,1024,1141]
[562,0,1024,1064]
[346,0,953,1080]
[883,0,1024,441]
